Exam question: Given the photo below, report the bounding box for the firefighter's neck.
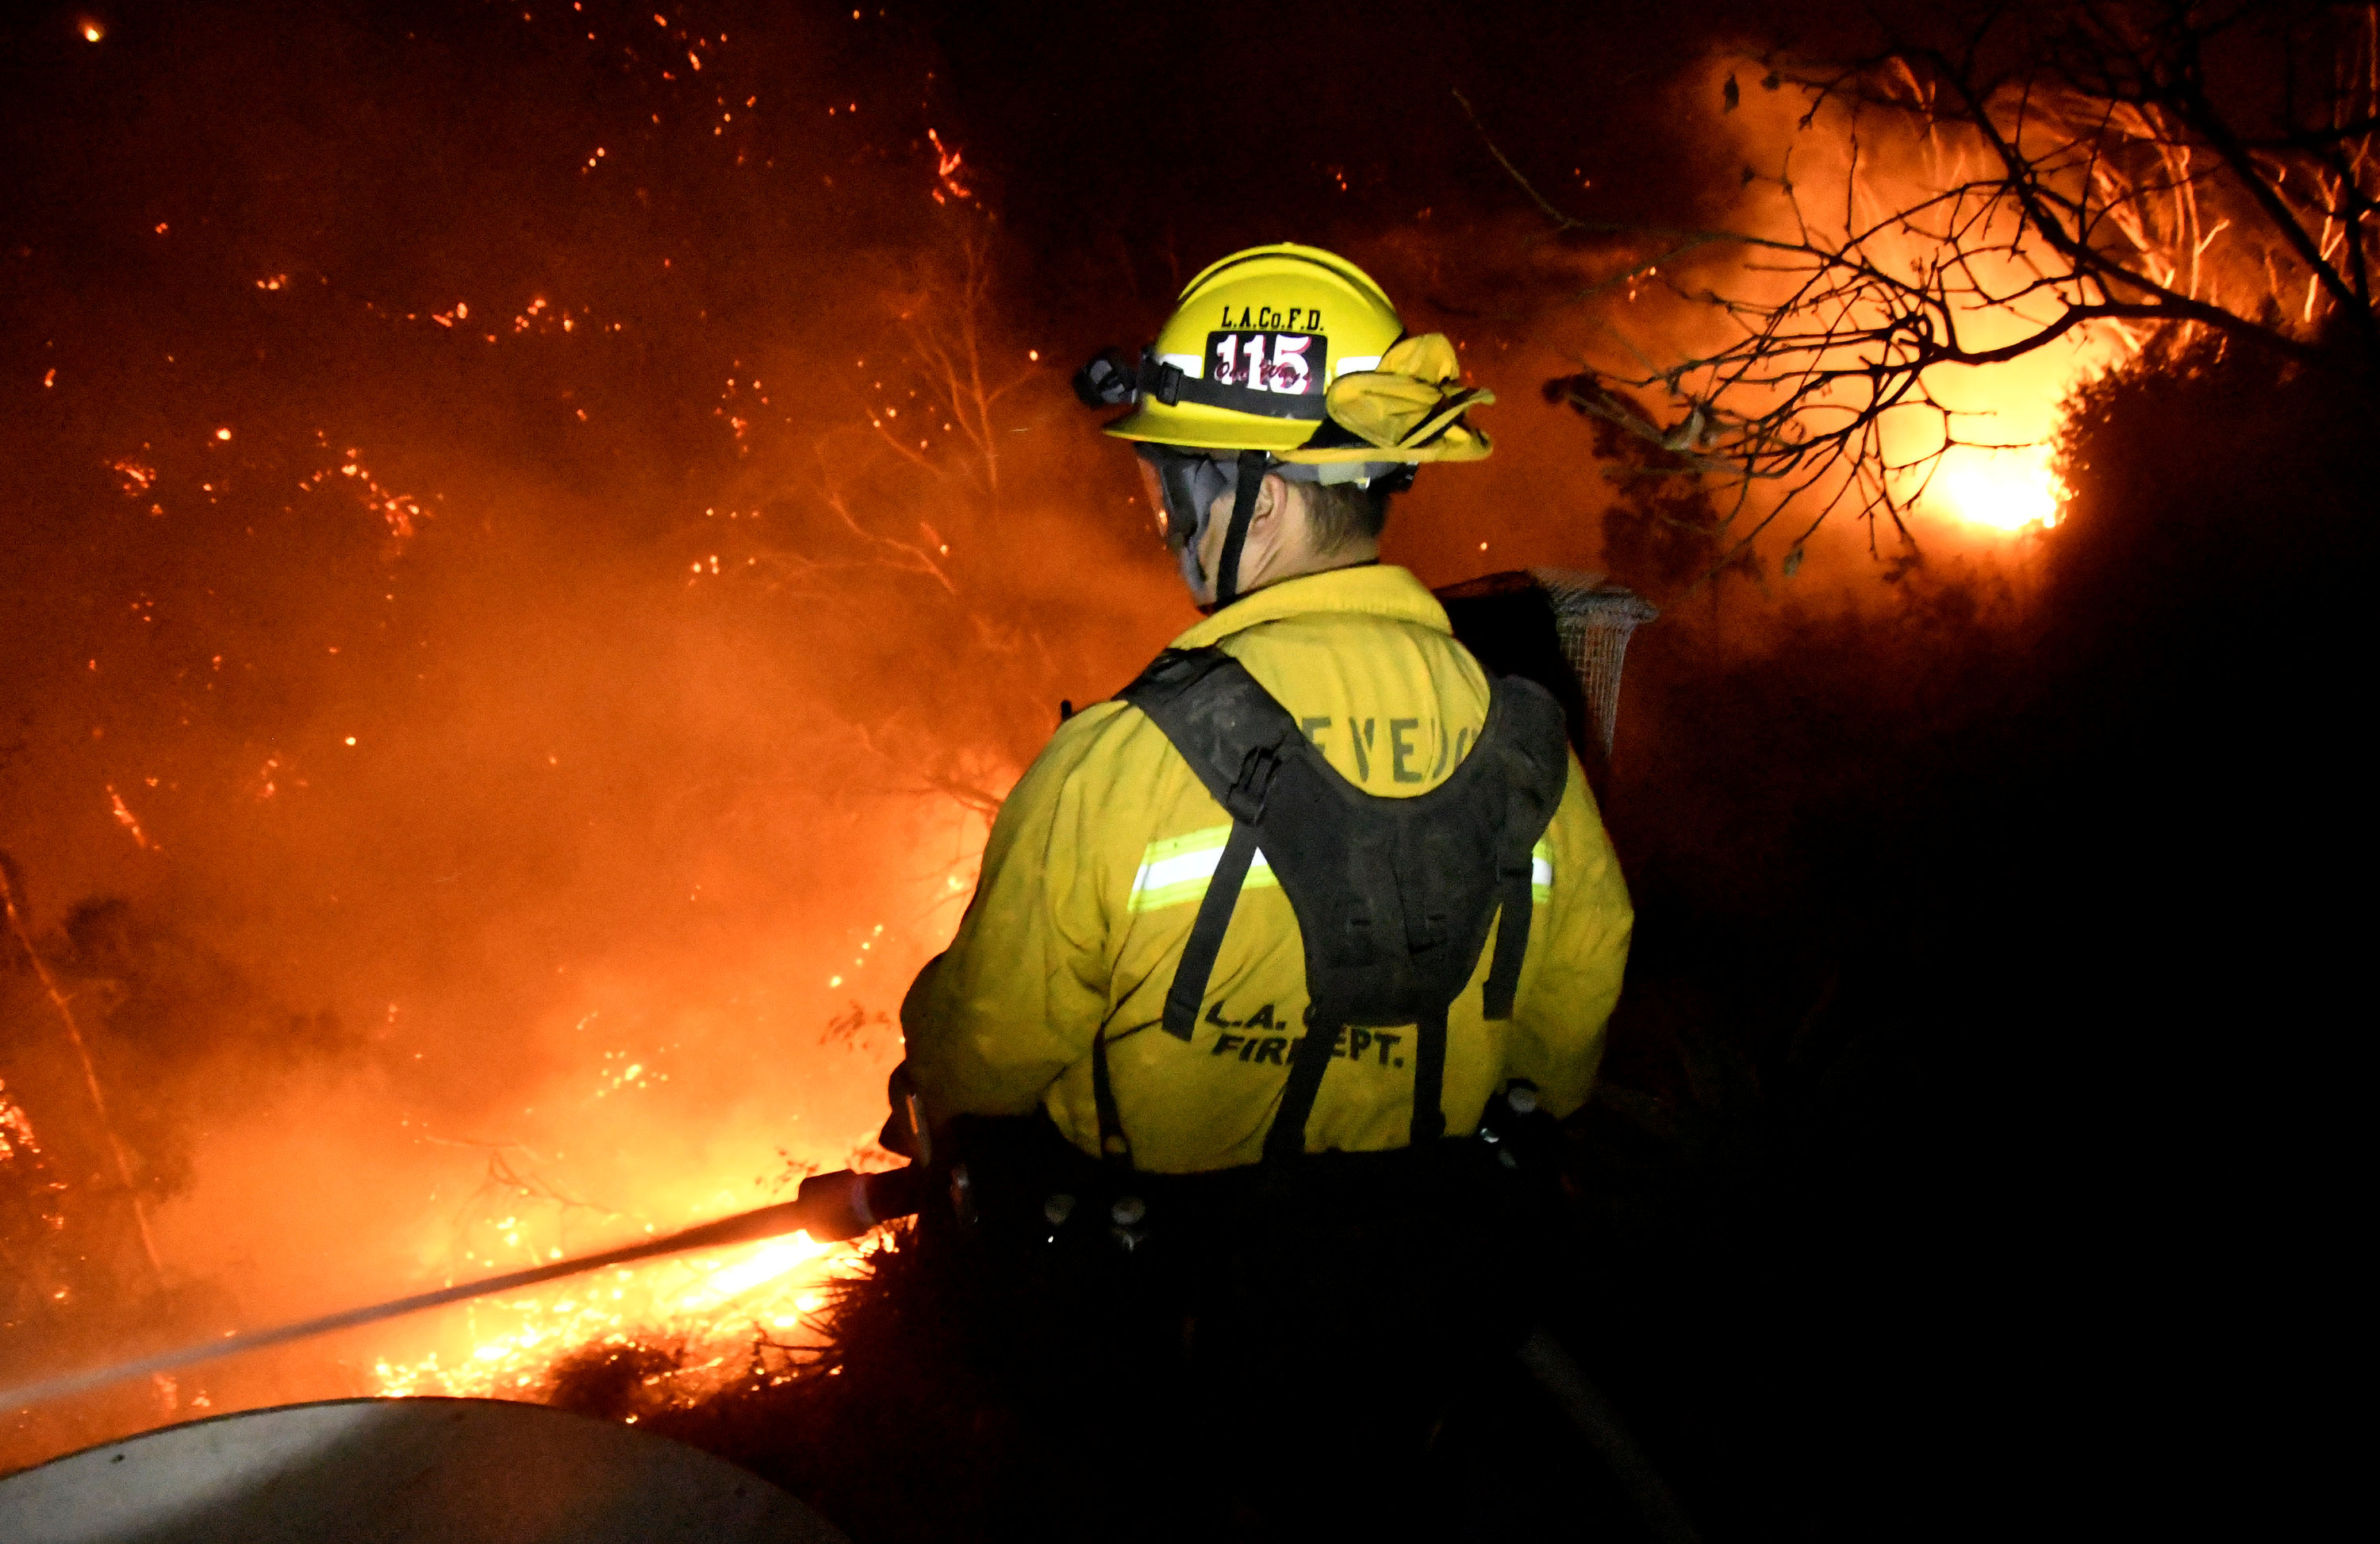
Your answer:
[1196,474,1377,604]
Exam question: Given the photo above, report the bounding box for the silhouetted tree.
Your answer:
[1499,1,2380,555]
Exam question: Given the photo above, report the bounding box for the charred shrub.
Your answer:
[1554,335,2369,1536]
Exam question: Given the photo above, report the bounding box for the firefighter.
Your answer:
[898,244,1633,1534]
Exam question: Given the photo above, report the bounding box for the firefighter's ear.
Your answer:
[1253,472,1295,528]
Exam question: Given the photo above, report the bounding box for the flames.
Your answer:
[0,0,1053,1473]
[344,875,963,1408]
[1891,313,2101,538]
[355,910,954,1408]
[1592,53,2172,551]
[1925,445,2064,533]
[371,1229,864,1404]
[0,1081,43,1165]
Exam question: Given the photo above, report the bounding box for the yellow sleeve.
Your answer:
[901,704,1127,1123]
[1504,760,1633,1119]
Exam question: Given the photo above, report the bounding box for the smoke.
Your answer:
[1,0,2184,1490]
[0,0,1182,1459]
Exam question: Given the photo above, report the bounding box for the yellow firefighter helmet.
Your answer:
[1078,243,1493,465]
[1073,243,1494,608]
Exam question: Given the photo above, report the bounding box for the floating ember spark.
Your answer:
[926,129,970,204]
[299,447,427,542]
[105,785,157,851]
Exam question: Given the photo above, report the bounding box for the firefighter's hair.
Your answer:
[1304,478,1393,553]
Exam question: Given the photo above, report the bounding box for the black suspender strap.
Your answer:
[1269,1001,1450,1158]
[1409,1004,1449,1144]
[1482,868,1534,1020]
[1116,647,1570,1164]
[1266,1014,1340,1162]
[1482,675,1561,1021]
[1161,820,1261,1043]
[1269,1001,1449,1157]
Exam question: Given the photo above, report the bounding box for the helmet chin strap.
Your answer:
[1210,450,1269,610]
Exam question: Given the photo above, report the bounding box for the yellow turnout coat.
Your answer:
[904,565,1633,1173]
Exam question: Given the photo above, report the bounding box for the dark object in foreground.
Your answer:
[797,1097,1702,1544]
[0,1396,846,1543]
[587,1142,1700,1544]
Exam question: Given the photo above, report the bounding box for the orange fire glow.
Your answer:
[334,818,979,1411]
[371,1228,866,1403]
[1925,444,2065,532]
[0,0,1133,1480]
[1676,57,2140,549]
[0,1079,43,1162]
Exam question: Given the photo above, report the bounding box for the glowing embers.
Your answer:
[592,1049,665,1098]
[1924,444,2065,533]
[826,922,887,992]
[926,129,970,205]
[371,1228,860,1401]
[298,446,425,543]
[105,785,158,851]
[0,1079,44,1162]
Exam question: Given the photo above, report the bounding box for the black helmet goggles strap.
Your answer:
[1137,444,1275,610]
[1213,449,1269,609]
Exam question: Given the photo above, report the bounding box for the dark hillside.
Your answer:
[1566,336,2367,1536]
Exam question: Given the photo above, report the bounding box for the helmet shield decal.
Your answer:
[1097,244,1405,454]
[1203,330,1326,402]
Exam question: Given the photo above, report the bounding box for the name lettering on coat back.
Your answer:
[1285,712,1476,785]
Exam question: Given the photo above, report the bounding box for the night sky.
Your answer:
[2,2,2359,1535]
[1,0,1803,1138]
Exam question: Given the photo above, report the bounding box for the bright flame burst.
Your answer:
[367,836,973,1409]
[374,1228,863,1401]
[1925,444,2065,532]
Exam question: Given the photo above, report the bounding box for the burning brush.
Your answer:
[2,566,1653,1419]
[0,1160,910,1415]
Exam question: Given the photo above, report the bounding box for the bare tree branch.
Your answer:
[1487,1,2379,540]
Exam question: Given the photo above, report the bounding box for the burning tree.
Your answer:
[1501,0,2380,562]
[727,229,1141,823]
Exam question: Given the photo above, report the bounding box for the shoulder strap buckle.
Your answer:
[1225,743,1280,822]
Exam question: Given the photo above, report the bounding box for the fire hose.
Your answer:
[2,1147,1698,1544]
[0,1166,914,1415]
[2,1154,1696,1542]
